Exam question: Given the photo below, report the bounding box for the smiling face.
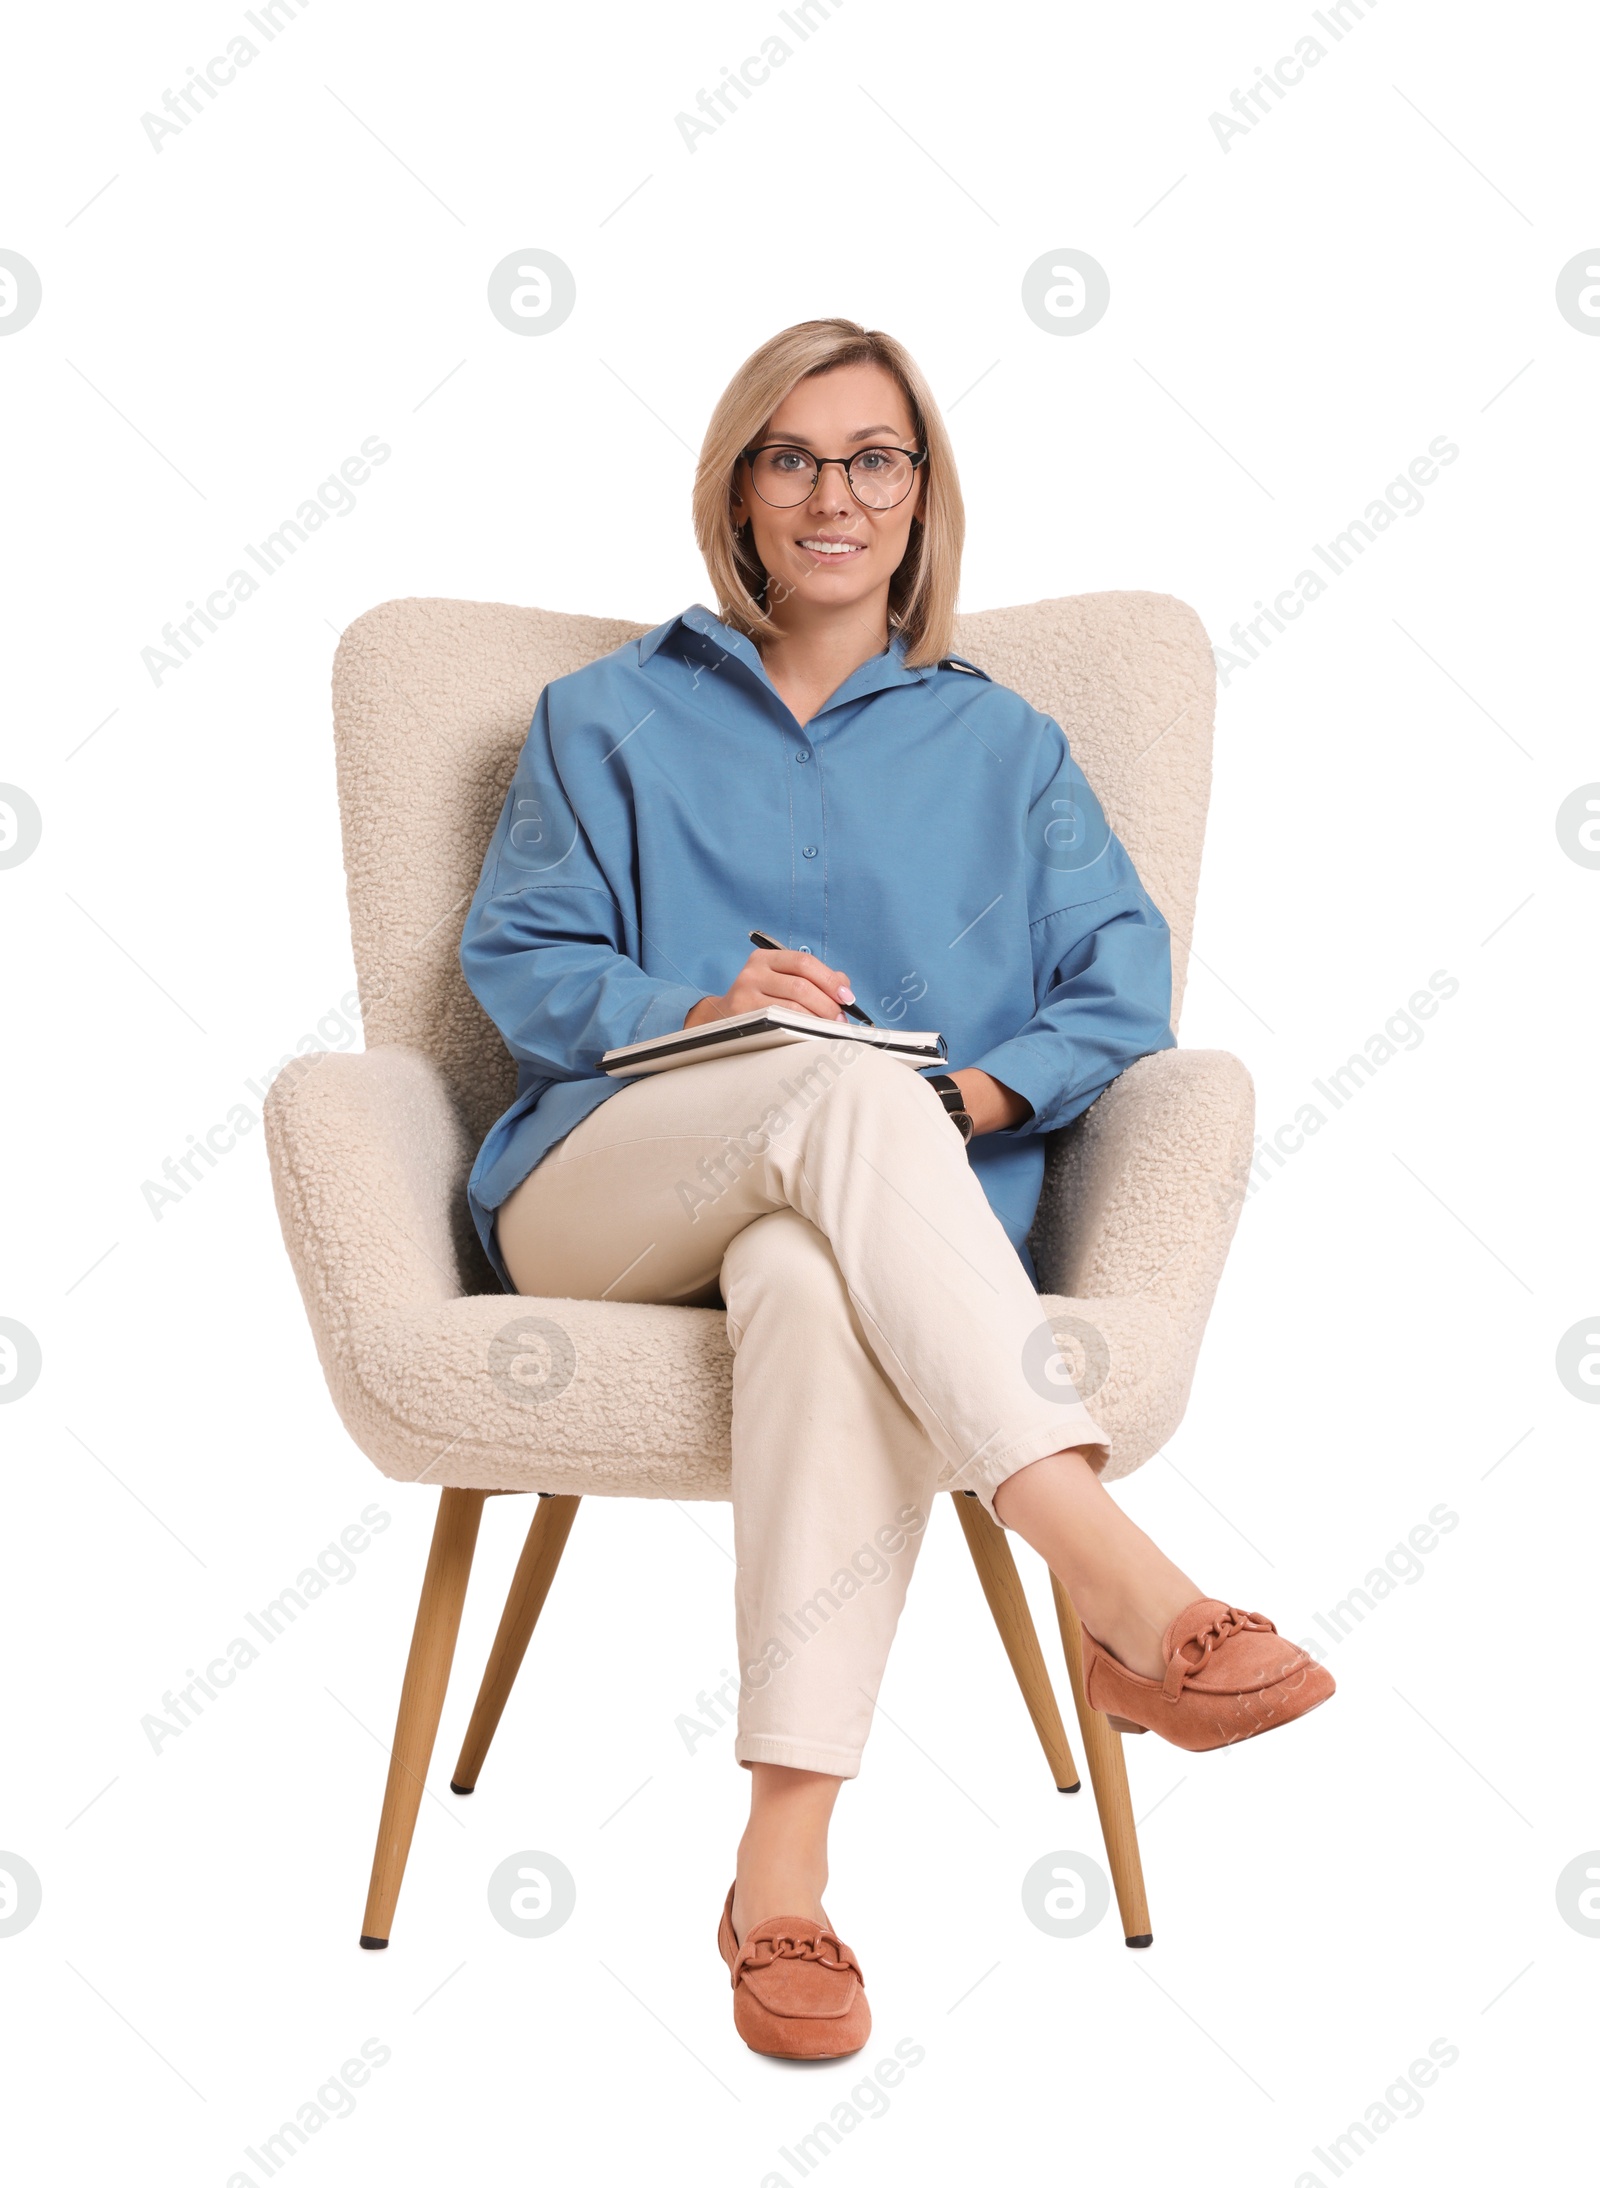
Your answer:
[731,359,926,628]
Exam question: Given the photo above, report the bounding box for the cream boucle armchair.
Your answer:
[264,592,1253,1952]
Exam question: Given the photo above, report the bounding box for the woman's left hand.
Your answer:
[950,1069,1031,1136]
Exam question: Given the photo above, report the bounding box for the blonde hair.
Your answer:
[692,319,964,669]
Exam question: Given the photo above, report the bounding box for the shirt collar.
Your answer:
[639,604,927,719]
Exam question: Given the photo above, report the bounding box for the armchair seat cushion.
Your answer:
[349,1292,737,1499]
[309,1290,1198,1503]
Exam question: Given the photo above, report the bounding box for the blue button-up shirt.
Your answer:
[460,604,1177,1291]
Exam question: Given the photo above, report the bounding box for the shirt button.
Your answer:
[802,845,818,858]
[796,750,811,763]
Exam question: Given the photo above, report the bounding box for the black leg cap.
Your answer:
[449,1780,475,1796]
[359,1934,389,1951]
[1057,1782,1082,1794]
[1124,1933,1154,1949]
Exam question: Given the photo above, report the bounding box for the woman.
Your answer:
[459,319,1333,2058]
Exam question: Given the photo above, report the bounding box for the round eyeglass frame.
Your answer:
[740,442,928,510]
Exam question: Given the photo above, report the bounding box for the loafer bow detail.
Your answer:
[732,1925,862,1997]
[1159,1603,1277,1703]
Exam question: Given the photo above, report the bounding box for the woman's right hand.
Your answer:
[684,947,856,1029]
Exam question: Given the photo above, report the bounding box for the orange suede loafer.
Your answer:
[1082,1598,1335,1752]
[717,1887,872,2059]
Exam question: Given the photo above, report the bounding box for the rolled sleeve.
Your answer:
[460,883,701,1079]
[631,978,707,1042]
[970,892,1176,1137]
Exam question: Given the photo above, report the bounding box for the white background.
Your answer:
[2,1,1595,2181]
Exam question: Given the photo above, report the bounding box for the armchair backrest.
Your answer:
[330,593,1216,1150]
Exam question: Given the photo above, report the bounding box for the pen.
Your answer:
[748,928,876,1026]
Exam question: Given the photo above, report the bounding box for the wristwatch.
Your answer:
[927,1072,975,1143]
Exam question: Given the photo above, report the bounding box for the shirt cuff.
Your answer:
[630,983,707,1042]
[965,1037,1072,1136]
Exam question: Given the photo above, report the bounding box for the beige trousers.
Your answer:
[496,1041,1109,1778]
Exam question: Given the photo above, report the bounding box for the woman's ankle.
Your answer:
[1074,1588,1194,1679]
[994,1448,1204,1680]
[732,1762,841,1941]
[731,1847,829,1941]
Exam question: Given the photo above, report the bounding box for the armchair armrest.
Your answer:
[264,1044,737,1498]
[1030,1048,1254,1305]
[1026,1050,1254,1479]
[264,1046,491,1346]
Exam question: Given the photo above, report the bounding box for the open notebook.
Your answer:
[603,1007,947,1078]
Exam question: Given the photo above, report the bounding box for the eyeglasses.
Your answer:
[740,442,927,511]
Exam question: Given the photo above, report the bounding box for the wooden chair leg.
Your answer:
[1049,1574,1153,1947]
[951,1492,1081,1793]
[450,1494,581,1795]
[359,1488,487,1949]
